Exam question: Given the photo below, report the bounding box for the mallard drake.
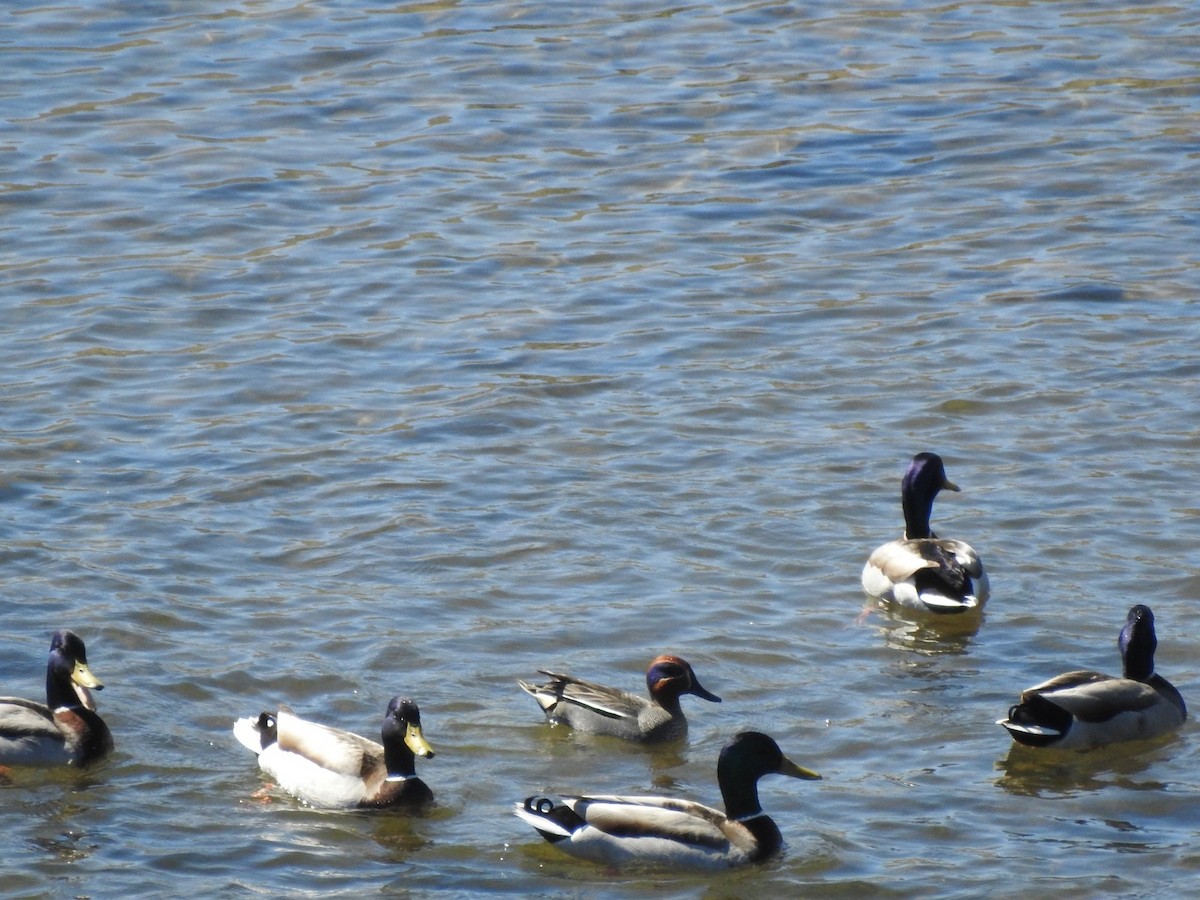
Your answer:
[515,730,820,869]
[861,452,989,613]
[233,695,435,809]
[517,655,721,742]
[0,630,113,768]
[998,604,1186,749]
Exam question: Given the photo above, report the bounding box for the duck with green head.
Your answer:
[234,695,435,808]
[0,630,113,767]
[999,604,1186,749]
[862,452,989,613]
[515,731,821,869]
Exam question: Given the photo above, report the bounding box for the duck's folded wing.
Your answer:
[535,673,640,720]
[866,541,940,582]
[938,539,985,576]
[565,794,729,847]
[1022,670,1109,693]
[0,698,58,736]
[1026,673,1162,721]
[274,706,381,776]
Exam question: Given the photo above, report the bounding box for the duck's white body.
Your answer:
[862,538,989,612]
[233,697,434,809]
[234,712,382,807]
[515,794,760,869]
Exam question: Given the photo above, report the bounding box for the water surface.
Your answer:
[2,1,1198,896]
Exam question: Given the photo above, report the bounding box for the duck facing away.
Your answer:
[515,731,820,869]
[0,630,113,768]
[861,452,989,613]
[233,695,435,809]
[998,605,1186,750]
[518,655,721,742]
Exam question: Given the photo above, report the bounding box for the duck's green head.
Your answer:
[720,731,822,784]
[384,696,435,759]
[48,629,103,711]
[1119,604,1158,682]
[901,452,960,539]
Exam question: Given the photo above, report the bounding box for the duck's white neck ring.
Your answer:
[385,774,412,783]
[732,811,766,824]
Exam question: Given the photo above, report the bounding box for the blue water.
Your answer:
[2,1,1198,896]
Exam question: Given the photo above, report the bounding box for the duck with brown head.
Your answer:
[518,654,721,742]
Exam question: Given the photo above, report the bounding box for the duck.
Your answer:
[0,630,113,768]
[861,451,989,613]
[517,654,721,742]
[998,604,1186,749]
[515,730,820,869]
[233,695,435,809]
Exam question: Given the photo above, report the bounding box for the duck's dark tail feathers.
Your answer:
[514,796,585,843]
[999,695,1071,748]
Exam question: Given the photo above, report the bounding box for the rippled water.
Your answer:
[2,1,1198,896]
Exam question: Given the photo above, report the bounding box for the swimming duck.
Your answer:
[515,730,820,869]
[517,655,721,742]
[0,630,113,768]
[233,695,435,809]
[998,604,1186,749]
[861,452,989,613]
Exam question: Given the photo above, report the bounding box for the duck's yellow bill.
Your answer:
[780,756,822,780]
[72,659,104,690]
[405,723,435,758]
